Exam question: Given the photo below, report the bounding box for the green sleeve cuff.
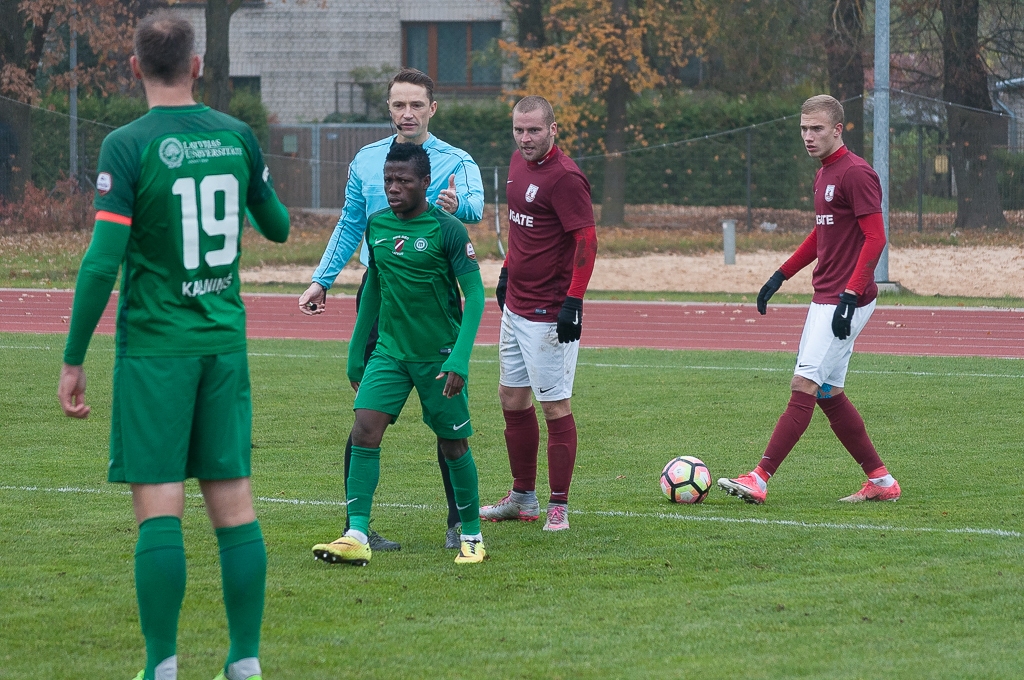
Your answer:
[63,220,130,365]
[442,269,485,380]
[347,267,380,382]
[247,191,290,243]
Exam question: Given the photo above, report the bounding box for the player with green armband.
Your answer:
[312,142,489,566]
[57,12,288,680]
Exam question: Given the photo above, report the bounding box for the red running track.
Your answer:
[2,288,1022,359]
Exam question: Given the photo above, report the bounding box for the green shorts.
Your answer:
[109,351,252,484]
[354,350,473,439]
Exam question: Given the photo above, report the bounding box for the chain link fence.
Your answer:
[3,90,1021,236]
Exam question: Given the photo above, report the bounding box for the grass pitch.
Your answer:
[2,334,1023,679]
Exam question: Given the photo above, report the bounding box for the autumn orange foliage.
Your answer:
[2,0,135,103]
[501,0,718,150]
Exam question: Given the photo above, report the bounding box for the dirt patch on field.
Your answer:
[241,245,1024,298]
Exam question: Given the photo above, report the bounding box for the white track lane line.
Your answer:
[2,485,1017,539]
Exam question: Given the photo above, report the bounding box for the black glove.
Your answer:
[832,292,858,340]
[495,266,508,311]
[756,270,787,315]
[557,296,583,343]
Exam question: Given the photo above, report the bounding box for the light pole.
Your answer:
[872,0,892,285]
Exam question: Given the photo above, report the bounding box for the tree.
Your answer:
[824,0,865,156]
[699,1,825,96]
[0,0,132,199]
[892,0,1024,228]
[939,0,1005,229]
[503,0,713,225]
[509,0,546,48]
[203,0,243,113]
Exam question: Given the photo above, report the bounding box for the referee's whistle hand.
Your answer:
[299,282,327,315]
[437,371,465,397]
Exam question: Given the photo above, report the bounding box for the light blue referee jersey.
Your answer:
[312,133,484,288]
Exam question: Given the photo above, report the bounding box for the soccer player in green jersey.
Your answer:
[56,13,289,680]
[311,142,488,566]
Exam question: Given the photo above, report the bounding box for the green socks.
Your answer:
[216,521,266,667]
[346,445,481,538]
[346,445,382,536]
[135,516,186,680]
[446,449,482,536]
[134,517,265,680]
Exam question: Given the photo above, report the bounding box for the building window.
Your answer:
[230,76,261,95]
[402,22,502,91]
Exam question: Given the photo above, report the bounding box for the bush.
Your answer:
[31,93,149,190]
[996,150,1024,211]
[425,92,818,208]
[31,90,270,191]
[0,180,93,235]
[430,99,517,169]
[575,91,817,208]
[229,89,270,147]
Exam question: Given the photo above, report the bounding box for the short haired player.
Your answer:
[297,68,484,551]
[310,143,489,566]
[718,94,900,505]
[479,96,599,531]
[57,12,290,680]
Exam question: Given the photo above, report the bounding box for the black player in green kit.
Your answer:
[311,142,489,566]
[57,13,289,680]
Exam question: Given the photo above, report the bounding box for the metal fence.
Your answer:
[265,123,393,209]
[2,90,1022,229]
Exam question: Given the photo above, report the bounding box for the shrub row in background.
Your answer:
[23,89,1023,213]
[30,90,269,191]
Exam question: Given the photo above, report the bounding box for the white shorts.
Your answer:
[794,299,876,388]
[499,308,579,401]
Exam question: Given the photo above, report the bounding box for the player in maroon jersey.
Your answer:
[479,96,598,531]
[718,94,901,505]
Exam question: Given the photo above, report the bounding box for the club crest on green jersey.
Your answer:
[159,137,185,168]
[393,237,407,255]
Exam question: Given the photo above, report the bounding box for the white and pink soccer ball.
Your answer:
[660,456,712,504]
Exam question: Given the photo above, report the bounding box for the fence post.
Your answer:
[494,166,505,257]
[69,19,78,185]
[873,0,891,283]
[917,125,924,232]
[722,219,736,265]
[311,123,321,210]
[746,128,752,231]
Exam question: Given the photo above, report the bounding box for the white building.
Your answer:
[173,0,508,124]
[993,78,1024,152]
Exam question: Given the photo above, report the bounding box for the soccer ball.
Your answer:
[660,456,712,504]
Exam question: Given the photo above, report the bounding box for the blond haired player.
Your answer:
[719,94,900,505]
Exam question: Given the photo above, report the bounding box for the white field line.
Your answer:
[4,343,1022,378]
[2,484,1018,539]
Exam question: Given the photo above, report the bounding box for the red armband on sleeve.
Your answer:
[846,212,886,294]
[567,226,597,299]
[779,228,818,279]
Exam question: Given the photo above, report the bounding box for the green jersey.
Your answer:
[93,104,274,357]
[366,205,480,362]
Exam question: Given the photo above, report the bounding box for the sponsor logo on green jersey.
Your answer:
[160,136,245,169]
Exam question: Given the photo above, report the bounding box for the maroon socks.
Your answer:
[757,391,817,477]
[757,390,887,479]
[816,392,886,476]
[503,405,539,494]
[503,406,578,504]
[546,414,578,505]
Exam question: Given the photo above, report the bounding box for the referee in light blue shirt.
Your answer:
[299,68,484,553]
